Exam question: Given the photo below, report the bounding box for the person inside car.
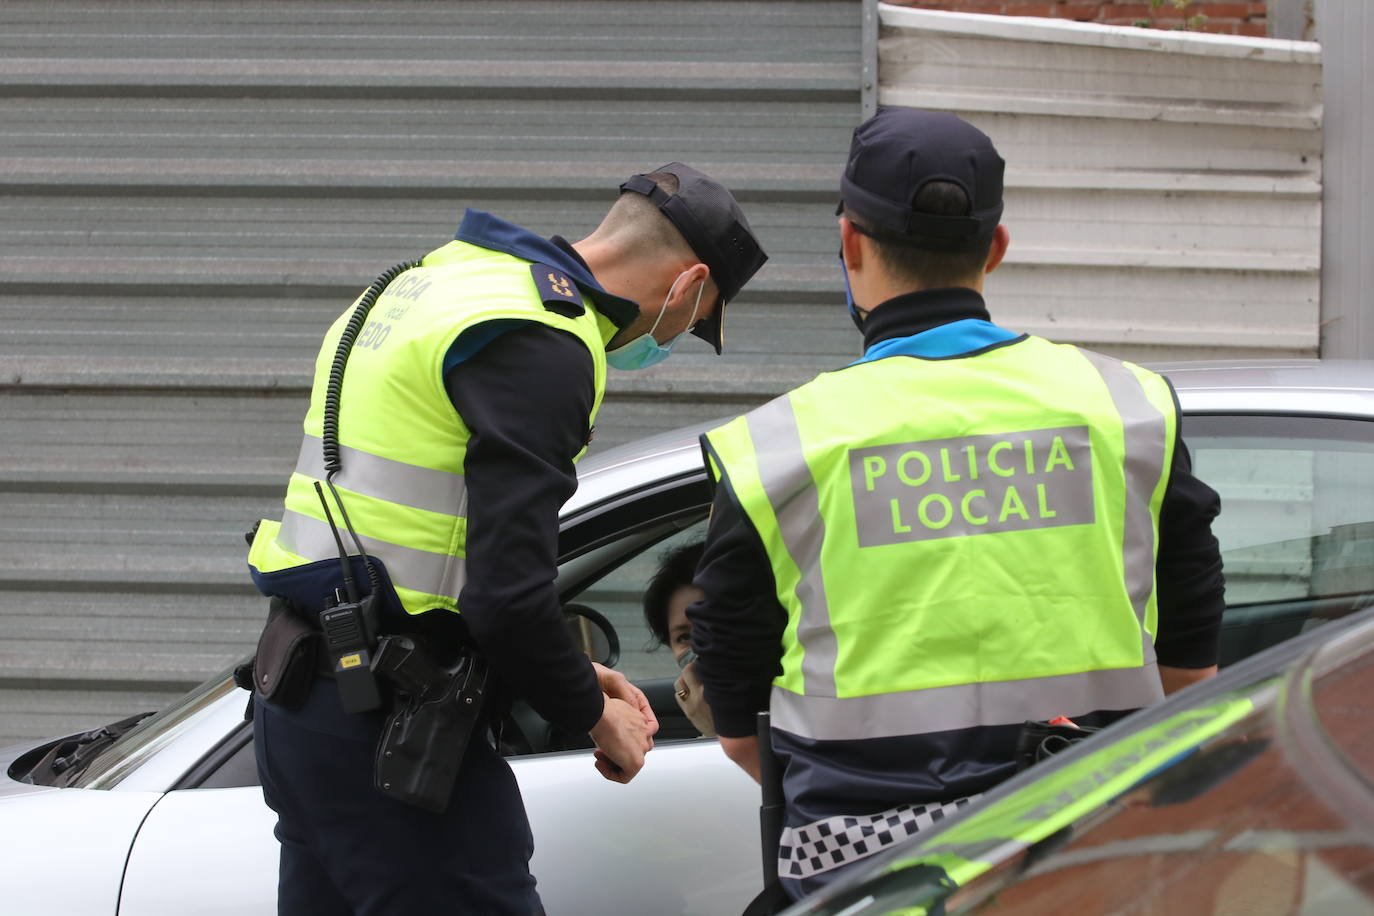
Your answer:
[643,540,716,736]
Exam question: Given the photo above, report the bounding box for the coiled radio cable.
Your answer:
[319,258,423,597]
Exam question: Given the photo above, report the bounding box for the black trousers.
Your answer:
[253,678,543,915]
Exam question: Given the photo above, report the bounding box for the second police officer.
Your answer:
[688,108,1227,902]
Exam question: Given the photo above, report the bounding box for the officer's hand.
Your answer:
[592,662,660,737]
[589,696,653,784]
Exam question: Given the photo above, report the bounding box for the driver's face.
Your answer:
[666,584,702,663]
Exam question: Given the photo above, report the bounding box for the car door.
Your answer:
[117,470,761,916]
[517,474,761,915]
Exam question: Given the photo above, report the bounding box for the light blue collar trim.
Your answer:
[851,319,1021,366]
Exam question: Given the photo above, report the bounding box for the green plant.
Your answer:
[1133,0,1209,31]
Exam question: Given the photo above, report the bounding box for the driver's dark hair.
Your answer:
[642,540,705,647]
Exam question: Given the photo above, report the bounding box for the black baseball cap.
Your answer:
[620,162,768,354]
[838,107,1004,252]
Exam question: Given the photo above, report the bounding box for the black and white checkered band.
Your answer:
[778,795,983,880]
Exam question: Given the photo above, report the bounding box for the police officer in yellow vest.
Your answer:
[245,164,766,915]
[688,108,1225,902]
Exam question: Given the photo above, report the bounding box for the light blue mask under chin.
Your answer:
[606,328,681,371]
[606,271,703,371]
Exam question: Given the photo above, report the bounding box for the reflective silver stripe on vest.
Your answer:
[278,509,467,603]
[770,664,1162,741]
[778,795,983,881]
[293,435,467,516]
[1080,353,1170,667]
[748,396,839,697]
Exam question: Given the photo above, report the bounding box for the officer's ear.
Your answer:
[839,218,864,273]
[670,262,712,311]
[984,224,1010,275]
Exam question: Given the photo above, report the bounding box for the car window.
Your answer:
[1186,415,1374,664]
[565,517,710,682]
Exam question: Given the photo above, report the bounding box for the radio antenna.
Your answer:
[314,481,359,605]
[325,474,381,598]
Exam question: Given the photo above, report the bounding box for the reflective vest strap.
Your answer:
[1079,351,1172,662]
[769,663,1164,742]
[278,510,467,602]
[746,396,839,698]
[293,434,467,515]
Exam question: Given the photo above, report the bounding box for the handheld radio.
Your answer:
[314,482,382,714]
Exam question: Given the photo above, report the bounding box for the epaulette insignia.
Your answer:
[531,263,585,318]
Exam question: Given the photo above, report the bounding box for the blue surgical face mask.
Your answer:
[838,250,864,331]
[676,648,698,671]
[606,270,704,371]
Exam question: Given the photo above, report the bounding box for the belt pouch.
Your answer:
[253,597,318,709]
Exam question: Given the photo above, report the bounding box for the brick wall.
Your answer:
[883,1,1269,36]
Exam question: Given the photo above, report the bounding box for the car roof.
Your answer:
[565,359,1374,518]
[564,421,720,517]
[1155,358,1374,418]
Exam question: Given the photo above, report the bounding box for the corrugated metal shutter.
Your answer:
[0,1,861,745]
[875,4,1323,363]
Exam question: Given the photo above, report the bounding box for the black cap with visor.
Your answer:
[838,107,1004,252]
[619,162,768,354]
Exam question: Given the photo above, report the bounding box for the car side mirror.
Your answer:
[564,603,620,668]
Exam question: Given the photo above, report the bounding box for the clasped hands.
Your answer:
[587,662,659,784]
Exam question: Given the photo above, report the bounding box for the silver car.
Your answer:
[3,360,1372,916]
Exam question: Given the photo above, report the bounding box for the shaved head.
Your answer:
[587,172,697,265]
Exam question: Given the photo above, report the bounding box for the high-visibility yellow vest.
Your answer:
[248,240,614,615]
[703,335,1176,743]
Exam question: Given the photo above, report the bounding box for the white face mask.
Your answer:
[606,270,704,371]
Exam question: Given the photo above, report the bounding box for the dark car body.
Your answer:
[785,604,1374,915]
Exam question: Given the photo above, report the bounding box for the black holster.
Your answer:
[371,634,489,813]
[1014,719,1102,771]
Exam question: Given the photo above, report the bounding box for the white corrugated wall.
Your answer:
[875,4,1323,363]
